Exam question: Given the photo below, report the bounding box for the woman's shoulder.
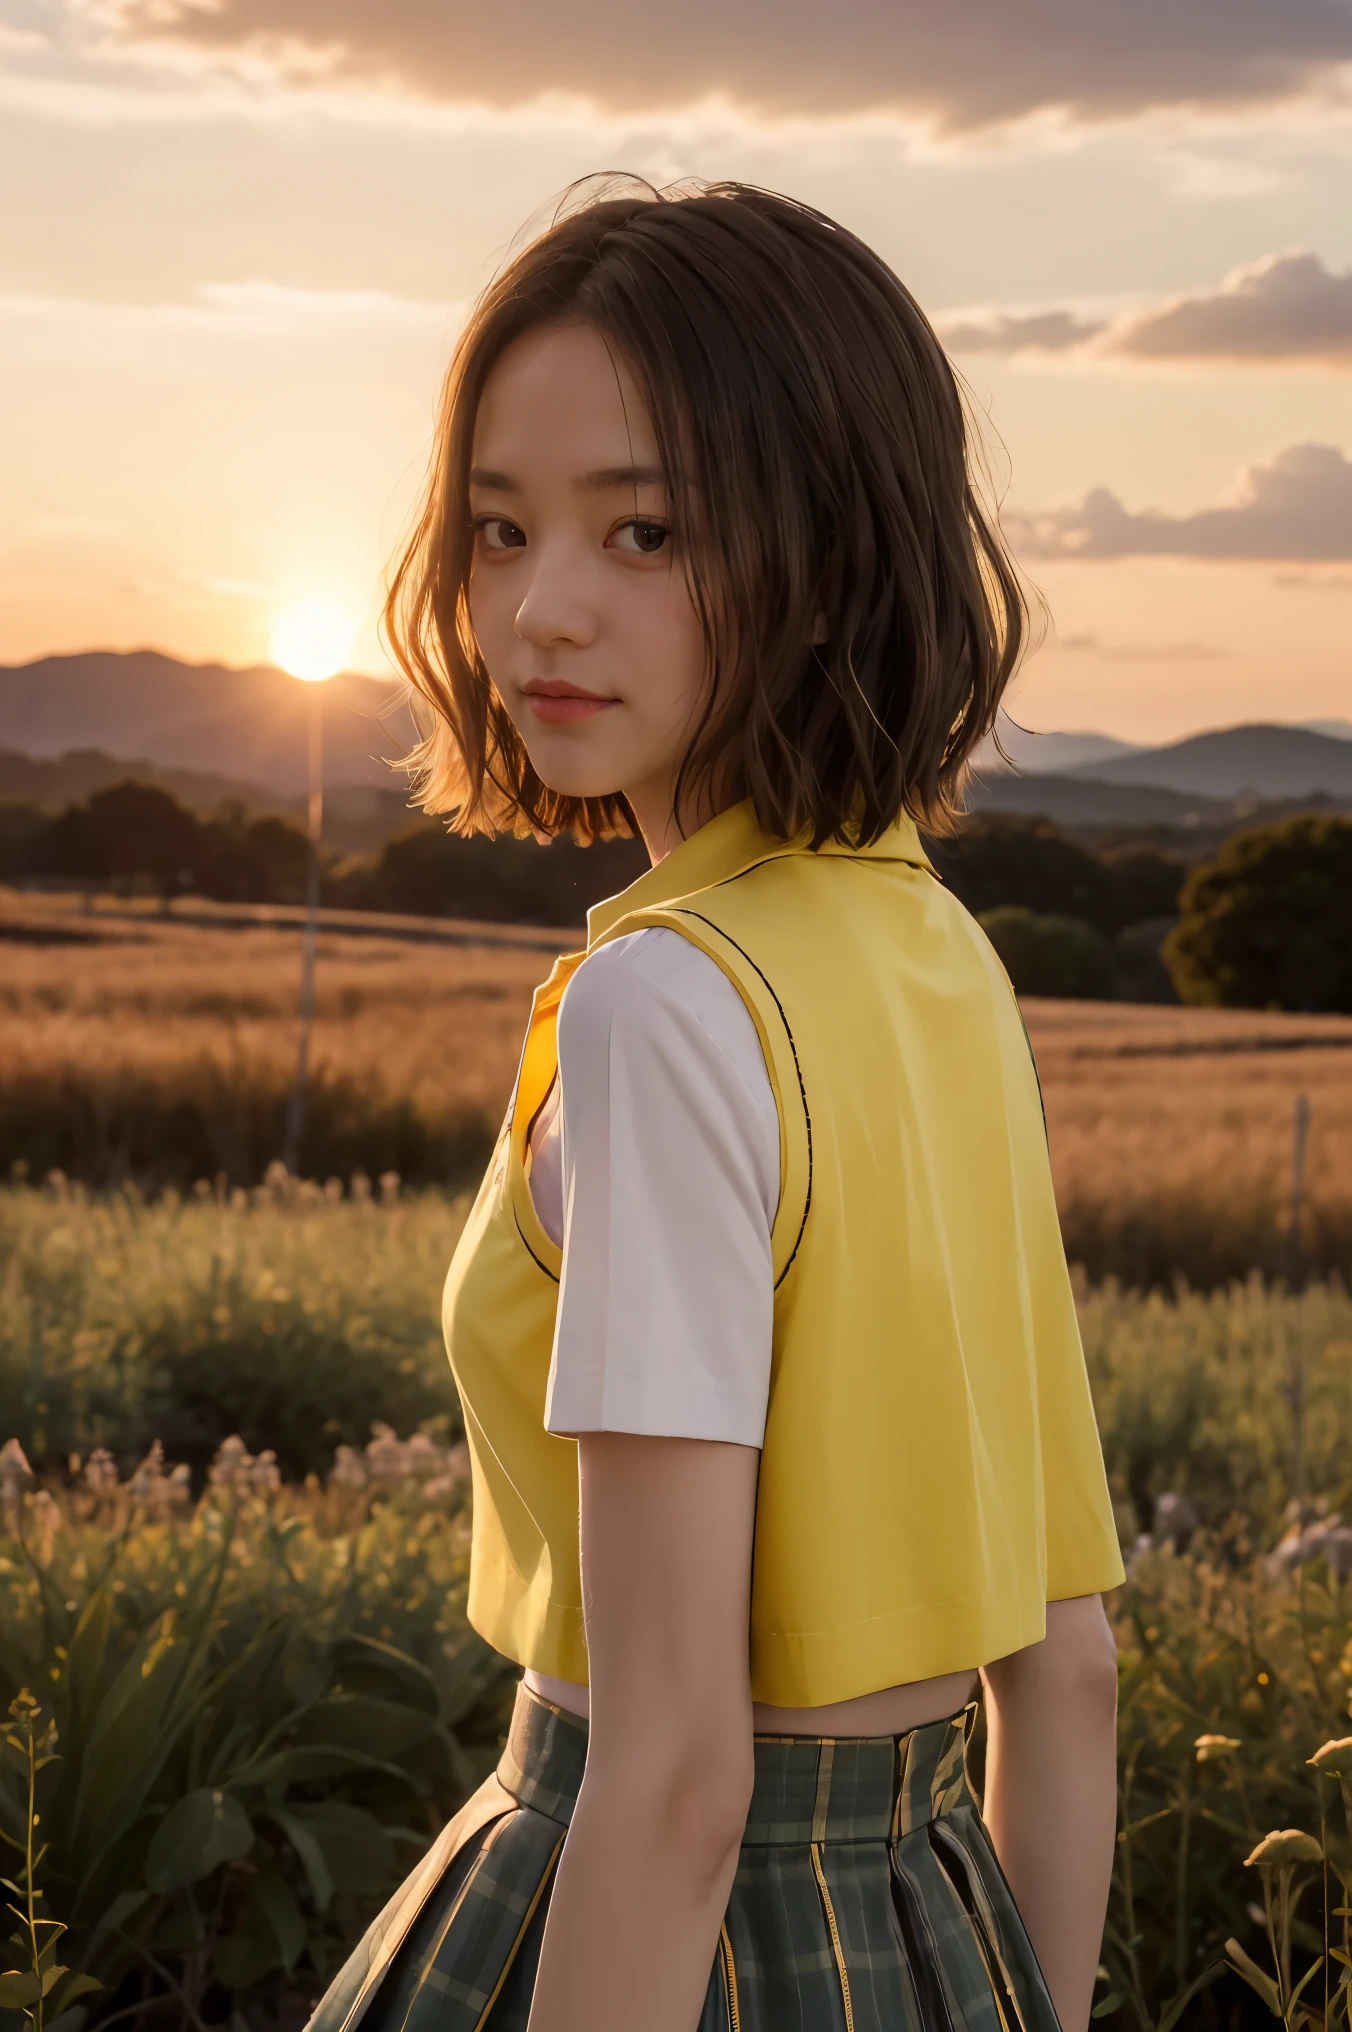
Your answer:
[559,926,759,1057]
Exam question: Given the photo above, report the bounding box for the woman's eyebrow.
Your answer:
[576,464,666,493]
[467,463,666,493]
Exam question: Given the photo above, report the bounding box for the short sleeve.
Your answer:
[542,927,779,1448]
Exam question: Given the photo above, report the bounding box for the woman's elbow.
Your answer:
[674,1748,755,1889]
[1043,1597,1120,1717]
[586,1726,754,1889]
[985,1596,1120,1722]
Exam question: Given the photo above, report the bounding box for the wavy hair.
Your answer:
[385,178,1028,845]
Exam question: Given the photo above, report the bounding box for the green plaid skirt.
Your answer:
[308,1684,1060,2032]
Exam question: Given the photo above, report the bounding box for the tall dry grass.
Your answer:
[1027,999,1352,1284]
[0,896,551,1188]
[3,890,1351,1283]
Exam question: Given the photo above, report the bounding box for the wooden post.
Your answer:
[1286,1094,1311,1521]
[282,685,324,1176]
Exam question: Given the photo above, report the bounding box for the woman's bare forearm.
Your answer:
[980,1596,1119,2032]
[527,1749,748,2032]
[525,1434,761,2032]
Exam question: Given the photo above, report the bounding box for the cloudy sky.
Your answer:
[3,0,1351,740]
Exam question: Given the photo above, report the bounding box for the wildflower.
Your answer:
[27,1488,62,1563]
[127,1441,192,1520]
[1243,1830,1322,1868]
[1308,1738,1352,1778]
[208,1435,280,1495]
[0,1438,35,1519]
[1195,1734,1242,1763]
[329,1445,369,1491]
[83,1448,118,1495]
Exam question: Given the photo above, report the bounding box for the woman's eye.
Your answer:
[611,519,671,557]
[477,517,526,551]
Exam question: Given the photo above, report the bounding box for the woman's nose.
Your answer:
[514,544,597,650]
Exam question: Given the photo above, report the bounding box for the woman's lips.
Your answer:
[522,686,616,724]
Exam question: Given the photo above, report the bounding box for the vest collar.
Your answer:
[586,799,933,949]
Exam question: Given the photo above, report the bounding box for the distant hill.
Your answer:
[1064,724,1352,800]
[968,771,1250,831]
[972,723,1145,774]
[0,744,291,814]
[0,649,417,794]
[4,650,1349,839]
[0,745,426,856]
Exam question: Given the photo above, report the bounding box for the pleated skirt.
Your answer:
[308,1684,1062,2032]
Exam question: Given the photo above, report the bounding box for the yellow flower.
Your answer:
[1309,1738,1352,1778]
[1196,1734,1242,1763]
[1244,1830,1323,1869]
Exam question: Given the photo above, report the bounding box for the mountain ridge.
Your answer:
[3,649,1351,811]
[1060,722,1352,799]
[0,649,416,795]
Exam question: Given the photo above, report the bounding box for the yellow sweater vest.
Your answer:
[443,800,1124,1706]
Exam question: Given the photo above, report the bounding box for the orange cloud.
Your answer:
[1008,444,1352,561]
[70,0,1352,131]
[939,251,1352,367]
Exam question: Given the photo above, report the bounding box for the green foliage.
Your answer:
[0,1446,516,2032]
[929,816,1182,936]
[1077,1278,1352,1544]
[16,777,648,926]
[0,1182,468,1479]
[32,785,314,908]
[980,905,1119,1000]
[330,824,648,927]
[39,788,202,902]
[1102,1544,1352,2029]
[4,1197,1352,2027]
[8,1184,1352,1504]
[0,805,51,887]
[2,1692,104,2032]
[1166,817,1352,1014]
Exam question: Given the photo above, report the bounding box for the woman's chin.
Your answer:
[522,740,635,807]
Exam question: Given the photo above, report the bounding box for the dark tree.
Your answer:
[39,781,203,895]
[197,806,311,904]
[931,816,1134,934]
[346,824,649,926]
[979,906,1118,1001]
[0,799,52,882]
[1098,846,1185,926]
[1165,814,1352,1011]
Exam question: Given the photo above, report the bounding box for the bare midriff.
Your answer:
[522,1667,981,1735]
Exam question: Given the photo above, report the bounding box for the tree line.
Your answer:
[2,780,1349,1012]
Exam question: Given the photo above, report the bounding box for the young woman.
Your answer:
[311,181,1125,2032]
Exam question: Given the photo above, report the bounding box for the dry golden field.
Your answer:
[2,886,1350,1283]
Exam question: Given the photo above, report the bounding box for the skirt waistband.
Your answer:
[495,1684,978,1845]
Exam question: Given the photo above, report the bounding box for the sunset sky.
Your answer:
[3,1,1351,742]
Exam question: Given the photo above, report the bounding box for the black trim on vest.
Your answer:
[513,1205,560,1285]
[673,908,813,1290]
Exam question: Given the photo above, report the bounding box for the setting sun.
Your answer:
[270,600,357,683]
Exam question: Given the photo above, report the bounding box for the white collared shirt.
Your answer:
[528,928,780,1448]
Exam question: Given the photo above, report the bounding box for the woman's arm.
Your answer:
[979,1594,1120,2032]
[526,1432,759,2032]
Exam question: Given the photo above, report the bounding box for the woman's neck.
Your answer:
[625,764,740,868]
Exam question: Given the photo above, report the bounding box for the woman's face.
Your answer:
[468,321,710,854]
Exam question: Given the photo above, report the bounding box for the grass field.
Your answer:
[3,1197,1352,2031]
[3,886,1352,2029]
[4,885,1351,1284]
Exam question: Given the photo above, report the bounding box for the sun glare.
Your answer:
[270,600,357,683]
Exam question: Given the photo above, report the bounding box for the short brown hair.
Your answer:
[386,179,1027,845]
